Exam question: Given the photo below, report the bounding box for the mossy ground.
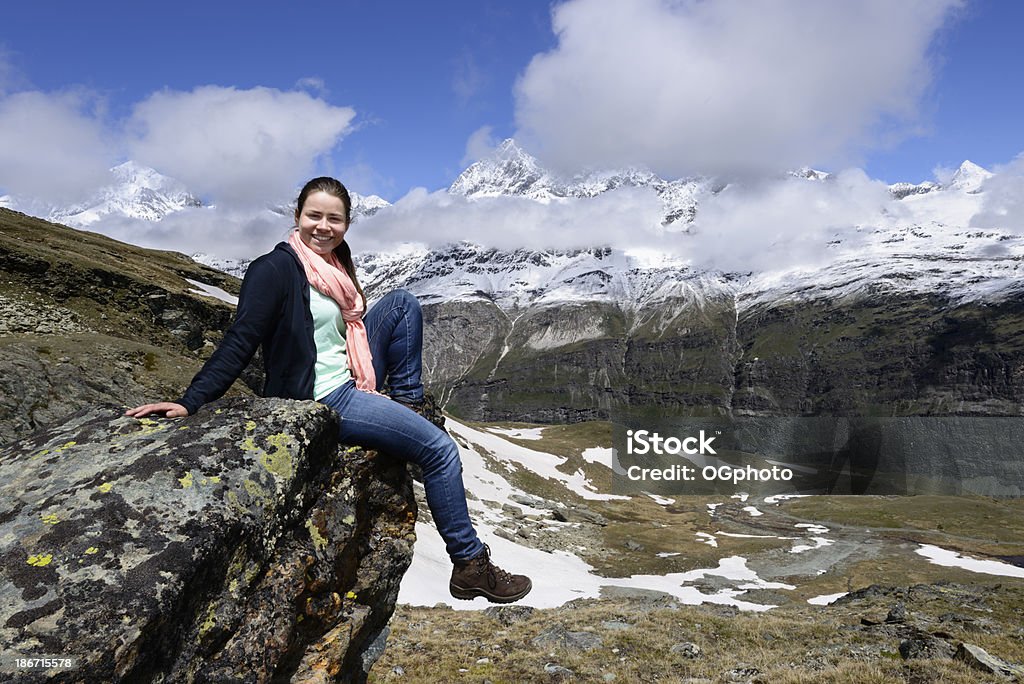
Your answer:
[375,582,1024,683]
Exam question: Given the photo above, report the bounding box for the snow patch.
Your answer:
[807,592,847,606]
[485,426,546,440]
[915,544,1024,578]
[185,278,238,305]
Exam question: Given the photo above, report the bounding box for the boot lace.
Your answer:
[473,544,515,588]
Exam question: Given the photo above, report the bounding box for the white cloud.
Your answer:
[460,125,498,167]
[94,206,292,261]
[0,89,116,201]
[971,152,1024,234]
[356,185,666,254]
[684,170,892,272]
[514,0,964,178]
[125,86,356,206]
[354,170,897,274]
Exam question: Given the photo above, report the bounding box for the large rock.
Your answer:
[0,397,417,682]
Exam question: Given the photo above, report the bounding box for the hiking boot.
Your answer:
[450,544,532,604]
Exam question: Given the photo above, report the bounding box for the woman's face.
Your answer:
[296,190,349,256]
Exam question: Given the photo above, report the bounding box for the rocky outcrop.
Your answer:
[0,207,249,446]
[0,397,417,683]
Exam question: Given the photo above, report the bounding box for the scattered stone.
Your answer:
[724,664,761,682]
[501,503,524,518]
[599,585,679,608]
[601,620,634,631]
[494,527,517,542]
[391,665,405,677]
[476,657,491,665]
[544,662,575,678]
[602,673,616,682]
[885,601,907,623]
[516,526,532,539]
[484,605,535,626]
[955,642,1024,679]
[550,505,608,525]
[670,642,702,659]
[532,625,604,651]
[898,635,955,660]
[511,493,551,509]
[624,540,644,551]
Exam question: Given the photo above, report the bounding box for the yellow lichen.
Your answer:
[56,441,77,452]
[305,519,328,551]
[85,547,99,555]
[136,419,169,436]
[345,591,357,600]
[31,448,50,460]
[242,432,295,482]
[245,420,257,431]
[27,554,53,567]
[97,482,113,493]
[243,479,269,506]
[208,476,221,484]
[178,471,194,489]
[198,603,218,639]
[40,513,59,525]
[225,490,247,514]
[261,433,294,481]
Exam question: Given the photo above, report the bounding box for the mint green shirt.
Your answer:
[309,286,352,399]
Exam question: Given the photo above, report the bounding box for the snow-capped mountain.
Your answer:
[358,149,1017,312]
[450,139,709,225]
[47,162,202,227]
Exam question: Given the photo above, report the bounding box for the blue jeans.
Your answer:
[364,289,425,405]
[319,290,484,562]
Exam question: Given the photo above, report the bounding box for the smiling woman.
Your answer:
[125,175,533,604]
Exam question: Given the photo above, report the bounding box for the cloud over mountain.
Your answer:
[0,71,356,208]
[514,0,964,178]
[126,86,355,206]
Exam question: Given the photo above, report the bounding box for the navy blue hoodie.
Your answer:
[177,242,317,415]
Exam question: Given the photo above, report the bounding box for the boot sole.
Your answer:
[449,579,533,604]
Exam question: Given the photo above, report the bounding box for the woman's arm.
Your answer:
[126,253,286,418]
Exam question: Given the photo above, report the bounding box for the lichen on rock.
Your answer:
[0,396,417,682]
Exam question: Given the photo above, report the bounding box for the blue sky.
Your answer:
[1,0,1022,206]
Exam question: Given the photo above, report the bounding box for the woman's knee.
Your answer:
[421,433,462,477]
[394,288,422,320]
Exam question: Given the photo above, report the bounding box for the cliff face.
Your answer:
[0,397,417,683]
[421,291,1024,422]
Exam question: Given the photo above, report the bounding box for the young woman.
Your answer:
[126,176,532,604]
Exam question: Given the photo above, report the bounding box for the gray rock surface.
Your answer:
[0,397,417,683]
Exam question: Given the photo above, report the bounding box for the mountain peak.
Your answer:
[950,160,993,193]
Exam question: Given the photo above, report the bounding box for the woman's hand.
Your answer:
[125,402,190,419]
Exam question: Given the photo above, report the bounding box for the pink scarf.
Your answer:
[288,231,377,392]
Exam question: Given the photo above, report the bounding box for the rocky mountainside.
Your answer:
[0,207,253,444]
